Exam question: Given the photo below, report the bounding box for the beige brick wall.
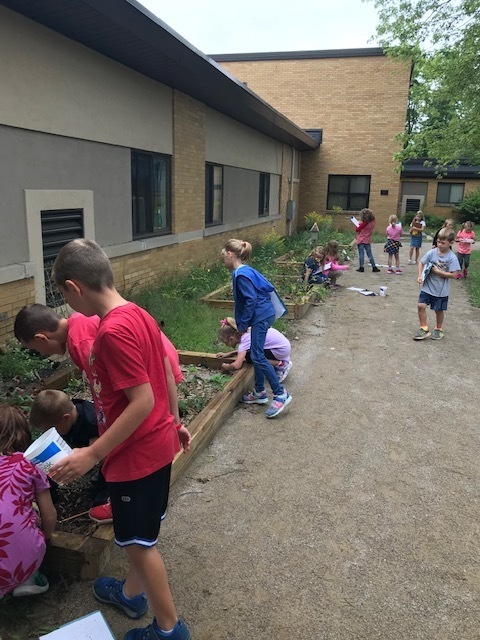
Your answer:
[0,278,35,341]
[219,55,411,229]
[402,178,480,221]
[172,91,206,234]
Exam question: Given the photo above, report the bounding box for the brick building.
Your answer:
[213,50,412,229]
[0,0,317,340]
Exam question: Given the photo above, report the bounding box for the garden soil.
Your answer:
[5,243,480,640]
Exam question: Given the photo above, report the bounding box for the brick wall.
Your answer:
[218,55,411,229]
[0,278,35,341]
[402,177,480,221]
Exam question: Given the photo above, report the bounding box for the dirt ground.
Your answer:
[4,242,480,640]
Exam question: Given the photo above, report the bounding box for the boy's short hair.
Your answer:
[14,304,62,343]
[437,230,455,243]
[53,239,114,291]
[30,389,75,430]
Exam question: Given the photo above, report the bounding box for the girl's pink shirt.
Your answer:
[386,224,402,241]
[356,220,375,244]
[456,230,475,254]
[324,259,349,274]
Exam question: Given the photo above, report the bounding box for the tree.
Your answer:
[366,0,480,167]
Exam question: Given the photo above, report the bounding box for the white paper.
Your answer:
[350,216,359,227]
[323,262,332,271]
[39,611,115,640]
[346,287,377,296]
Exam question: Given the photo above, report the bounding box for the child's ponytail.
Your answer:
[217,317,240,342]
[223,239,252,262]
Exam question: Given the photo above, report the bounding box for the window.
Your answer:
[259,173,270,216]
[131,151,171,238]
[436,182,464,204]
[327,175,371,211]
[205,163,223,225]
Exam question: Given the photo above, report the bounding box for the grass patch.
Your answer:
[463,251,480,307]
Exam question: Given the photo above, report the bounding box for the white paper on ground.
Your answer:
[346,287,376,296]
[39,611,115,640]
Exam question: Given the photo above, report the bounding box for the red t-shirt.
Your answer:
[162,334,183,384]
[89,303,180,482]
[67,313,100,383]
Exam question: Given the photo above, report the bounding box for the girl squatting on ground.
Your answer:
[0,404,57,599]
[455,221,476,279]
[384,215,403,274]
[221,239,292,418]
[217,317,292,382]
[324,240,350,287]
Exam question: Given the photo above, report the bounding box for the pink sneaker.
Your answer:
[89,500,113,524]
[395,269,402,274]
[387,267,393,274]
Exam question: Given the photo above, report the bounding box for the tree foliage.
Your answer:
[366,0,480,167]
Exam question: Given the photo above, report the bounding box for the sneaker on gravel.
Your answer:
[265,391,292,418]
[431,329,444,340]
[356,267,364,272]
[276,361,293,383]
[12,571,49,597]
[124,617,191,640]
[413,328,431,340]
[89,500,113,524]
[387,267,393,273]
[93,577,148,619]
[242,389,268,404]
[395,269,402,274]
[372,266,381,272]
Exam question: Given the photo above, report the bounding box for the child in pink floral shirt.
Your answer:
[0,404,56,598]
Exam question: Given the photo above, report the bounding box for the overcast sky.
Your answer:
[138,0,380,55]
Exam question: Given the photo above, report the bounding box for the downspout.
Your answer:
[288,145,295,237]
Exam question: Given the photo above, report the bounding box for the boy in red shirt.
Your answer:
[49,239,191,640]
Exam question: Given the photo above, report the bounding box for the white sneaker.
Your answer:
[12,571,49,597]
[407,259,413,264]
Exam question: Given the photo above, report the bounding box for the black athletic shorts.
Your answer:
[245,349,276,364]
[109,463,172,548]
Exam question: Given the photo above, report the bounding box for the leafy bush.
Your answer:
[0,342,51,382]
[304,212,334,231]
[455,188,480,224]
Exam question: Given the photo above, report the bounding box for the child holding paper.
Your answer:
[455,220,476,278]
[221,239,292,418]
[351,209,380,273]
[0,404,56,598]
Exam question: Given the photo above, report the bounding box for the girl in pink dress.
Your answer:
[0,405,56,598]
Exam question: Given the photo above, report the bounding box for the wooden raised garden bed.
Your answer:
[42,351,254,579]
[201,284,319,320]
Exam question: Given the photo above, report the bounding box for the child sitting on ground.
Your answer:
[324,240,350,288]
[216,317,292,382]
[303,246,329,284]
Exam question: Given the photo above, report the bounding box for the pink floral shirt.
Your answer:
[0,453,50,595]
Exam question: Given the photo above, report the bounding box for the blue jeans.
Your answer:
[358,243,376,268]
[250,315,283,397]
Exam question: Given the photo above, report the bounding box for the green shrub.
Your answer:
[0,342,51,382]
[455,187,480,224]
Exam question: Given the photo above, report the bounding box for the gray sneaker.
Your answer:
[431,328,444,340]
[413,328,431,340]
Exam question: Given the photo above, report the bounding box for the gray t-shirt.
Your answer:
[421,248,460,297]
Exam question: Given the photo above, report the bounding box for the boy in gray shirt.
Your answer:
[414,229,460,340]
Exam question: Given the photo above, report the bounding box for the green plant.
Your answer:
[304,211,334,230]
[455,187,480,224]
[0,342,51,382]
[331,205,343,215]
[209,372,230,390]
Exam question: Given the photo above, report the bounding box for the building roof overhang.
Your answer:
[0,0,319,151]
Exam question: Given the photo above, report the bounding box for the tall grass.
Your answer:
[463,251,480,307]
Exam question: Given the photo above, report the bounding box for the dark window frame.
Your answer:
[205,162,224,226]
[327,175,371,211]
[131,150,172,239]
[258,173,270,217]
[436,182,465,205]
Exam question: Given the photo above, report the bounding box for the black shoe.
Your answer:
[372,267,380,272]
[356,267,364,272]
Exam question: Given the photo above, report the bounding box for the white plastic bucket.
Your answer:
[379,286,388,297]
[23,427,72,474]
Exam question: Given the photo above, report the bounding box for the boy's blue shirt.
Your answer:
[232,265,275,332]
